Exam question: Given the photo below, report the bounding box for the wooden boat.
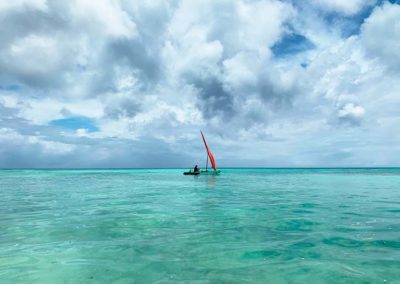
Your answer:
[183,131,220,175]
[183,171,200,175]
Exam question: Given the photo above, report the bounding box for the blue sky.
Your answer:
[50,117,99,132]
[0,0,400,168]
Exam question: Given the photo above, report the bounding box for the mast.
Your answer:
[206,154,209,171]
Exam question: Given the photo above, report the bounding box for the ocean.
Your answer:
[0,168,399,283]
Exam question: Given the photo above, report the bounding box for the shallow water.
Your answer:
[0,168,399,283]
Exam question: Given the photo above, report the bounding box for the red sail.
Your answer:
[201,130,216,171]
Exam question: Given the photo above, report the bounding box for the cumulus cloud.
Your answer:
[362,2,400,70]
[337,103,365,125]
[72,0,137,39]
[0,0,48,13]
[0,0,400,167]
[311,0,376,15]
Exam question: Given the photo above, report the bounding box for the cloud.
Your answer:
[0,0,47,13]
[337,103,365,125]
[0,127,75,162]
[0,0,400,168]
[0,0,137,90]
[0,35,62,84]
[361,2,400,70]
[311,0,376,15]
[71,0,137,39]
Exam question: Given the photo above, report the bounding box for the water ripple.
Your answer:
[1,168,400,283]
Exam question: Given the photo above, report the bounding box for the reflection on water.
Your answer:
[205,175,216,188]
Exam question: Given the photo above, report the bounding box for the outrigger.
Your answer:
[184,131,221,175]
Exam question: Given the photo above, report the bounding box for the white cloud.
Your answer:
[162,27,224,79]
[223,52,260,92]
[71,0,137,39]
[164,0,293,78]
[235,0,293,55]
[337,103,365,120]
[362,2,400,70]
[1,0,400,167]
[0,94,104,124]
[0,127,75,155]
[311,0,376,15]
[2,34,61,76]
[0,0,47,12]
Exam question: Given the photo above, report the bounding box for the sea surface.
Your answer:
[0,168,399,283]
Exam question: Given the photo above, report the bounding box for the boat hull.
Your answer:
[183,170,221,175]
[183,172,200,175]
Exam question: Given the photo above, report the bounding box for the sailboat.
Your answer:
[183,131,221,175]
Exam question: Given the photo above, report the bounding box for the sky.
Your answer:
[0,0,400,168]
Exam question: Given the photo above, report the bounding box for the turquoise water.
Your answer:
[0,168,399,283]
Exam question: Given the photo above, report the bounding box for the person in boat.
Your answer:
[193,165,200,173]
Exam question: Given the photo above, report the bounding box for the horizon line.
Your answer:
[1,167,400,170]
